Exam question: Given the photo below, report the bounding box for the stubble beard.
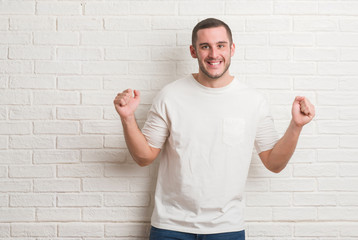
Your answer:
[198,57,231,80]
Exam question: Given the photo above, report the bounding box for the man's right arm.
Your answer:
[114,89,161,167]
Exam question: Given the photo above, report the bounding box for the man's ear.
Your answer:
[231,43,236,57]
[190,45,197,58]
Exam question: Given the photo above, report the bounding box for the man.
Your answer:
[114,18,315,240]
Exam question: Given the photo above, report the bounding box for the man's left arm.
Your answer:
[259,96,315,173]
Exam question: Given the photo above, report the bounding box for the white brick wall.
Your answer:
[0,1,357,239]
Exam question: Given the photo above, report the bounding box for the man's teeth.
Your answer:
[209,62,220,65]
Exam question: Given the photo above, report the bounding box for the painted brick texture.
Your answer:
[0,1,357,239]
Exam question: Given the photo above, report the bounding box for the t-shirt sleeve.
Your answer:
[254,98,279,154]
[141,93,169,149]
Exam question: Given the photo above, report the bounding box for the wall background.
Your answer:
[1,0,358,239]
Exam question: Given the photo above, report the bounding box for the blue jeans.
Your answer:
[149,226,245,240]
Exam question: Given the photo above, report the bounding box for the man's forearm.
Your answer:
[263,120,302,173]
[121,116,159,167]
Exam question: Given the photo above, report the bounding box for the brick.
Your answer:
[0,1,35,15]
[105,47,150,60]
[34,121,79,134]
[81,32,126,46]
[83,178,129,192]
[57,47,102,61]
[340,18,358,32]
[10,75,56,89]
[315,106,339,120]
[0,166,6,178]
[319,1,358,15]
[271,62,316,75]
[0,137,7,149]
[179,2,224,15]
[82,92,119,105]
[0,60,32,74]
[58,17,102,31]
[0,151,31,165]
[105,223,148,237]
[294,17,338,32]
[244,207,272,221]
[0,107,6,120]
[0,122,31,135]
[58,223,104,237]
[104,135,127,149]
[57,136,103,149]
[82,150,127,163]
[57,164,104,177]
[246,193,291,207]
[9,165,54,178]
[85,2,129,15]
[0,76,7,88]
[248,164,290,178]
[294,48,338,61]
[82,121,123,134]
[271,179,316,192]
[10,136,55,149]
[340,164,358,177]
[273,207,316,221]
[248,223,292,237]
[226,1,272,15]
[104,77,151,91]
[0,32,31,44]
[0,208,34,222]
[294,164,337,177]
[34,179,80,192]
[57,106,102,120]
[0,224,9,237]
[34,150,80,164]
[246,17,291,32]
[10,194,54,207]
[318,33,358,47]
[34,32,79,45]
[82,61,127,75]
[295,223,339,237]
[274,1,318,15]
[297,135,338,149]
[129,32,176,46]
[0,46,7,59]
[294,193,337,206]
[340,136,358,148]
[10,107,53,120]
[35,61,80,74]
[270,33,314,46]
[152,17,196,30]
[319,207,358,221]
[245,47,290,60]
[104,193,150,207]
[129,62,175,75]
[318,62,358,75]
[341,48,358,61]
[319,178,358,191]
[10,17,55,31]
[0,180,32,192]
[105,17,150,31]
[294,77,337,90]
[33,91,80,105]
[129,178,156,192]
[57,194,102,207]
[318,92,358,106]
[37,208,81,221]
[318,149,358,162]
[105,164,150,177]
[0,18,8,30]
[83,208,127,221]
[341,223,358,237]
[177,32,193,46]
[36,2,81,15]
[151,47,191,61]
[11,223,56,237]
[130,1,176,15]
[339,194,358,206]
[318,121,358,134]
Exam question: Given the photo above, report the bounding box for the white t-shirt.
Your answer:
[142,75,279,234]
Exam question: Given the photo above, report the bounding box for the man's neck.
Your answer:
[193,72,234,88]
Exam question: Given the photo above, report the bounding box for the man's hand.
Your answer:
[292,96,315,128]
[113,89,140,120]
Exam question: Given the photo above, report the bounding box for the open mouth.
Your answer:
[207,61,222,66]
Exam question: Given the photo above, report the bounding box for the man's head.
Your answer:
[192,18,233,49]
[190,18,235,81]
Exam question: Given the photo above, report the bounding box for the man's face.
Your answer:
[190,26,235,80]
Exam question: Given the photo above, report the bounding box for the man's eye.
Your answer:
[201,46,209,49]
[218,45,224,48]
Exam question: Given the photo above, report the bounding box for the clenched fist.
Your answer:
[113,89,140,120]
[292,96,315,128]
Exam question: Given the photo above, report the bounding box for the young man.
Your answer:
[114,18,315,239]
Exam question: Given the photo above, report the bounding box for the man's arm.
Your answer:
[259,96,315,173]
[114,89,160,167]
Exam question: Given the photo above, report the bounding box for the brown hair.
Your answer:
[191,18,233,48]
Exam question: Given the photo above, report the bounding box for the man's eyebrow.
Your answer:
[199,41,229,46]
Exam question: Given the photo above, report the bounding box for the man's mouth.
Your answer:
[207,61,222,66]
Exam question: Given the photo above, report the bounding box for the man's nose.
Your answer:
[209,48,218,58]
